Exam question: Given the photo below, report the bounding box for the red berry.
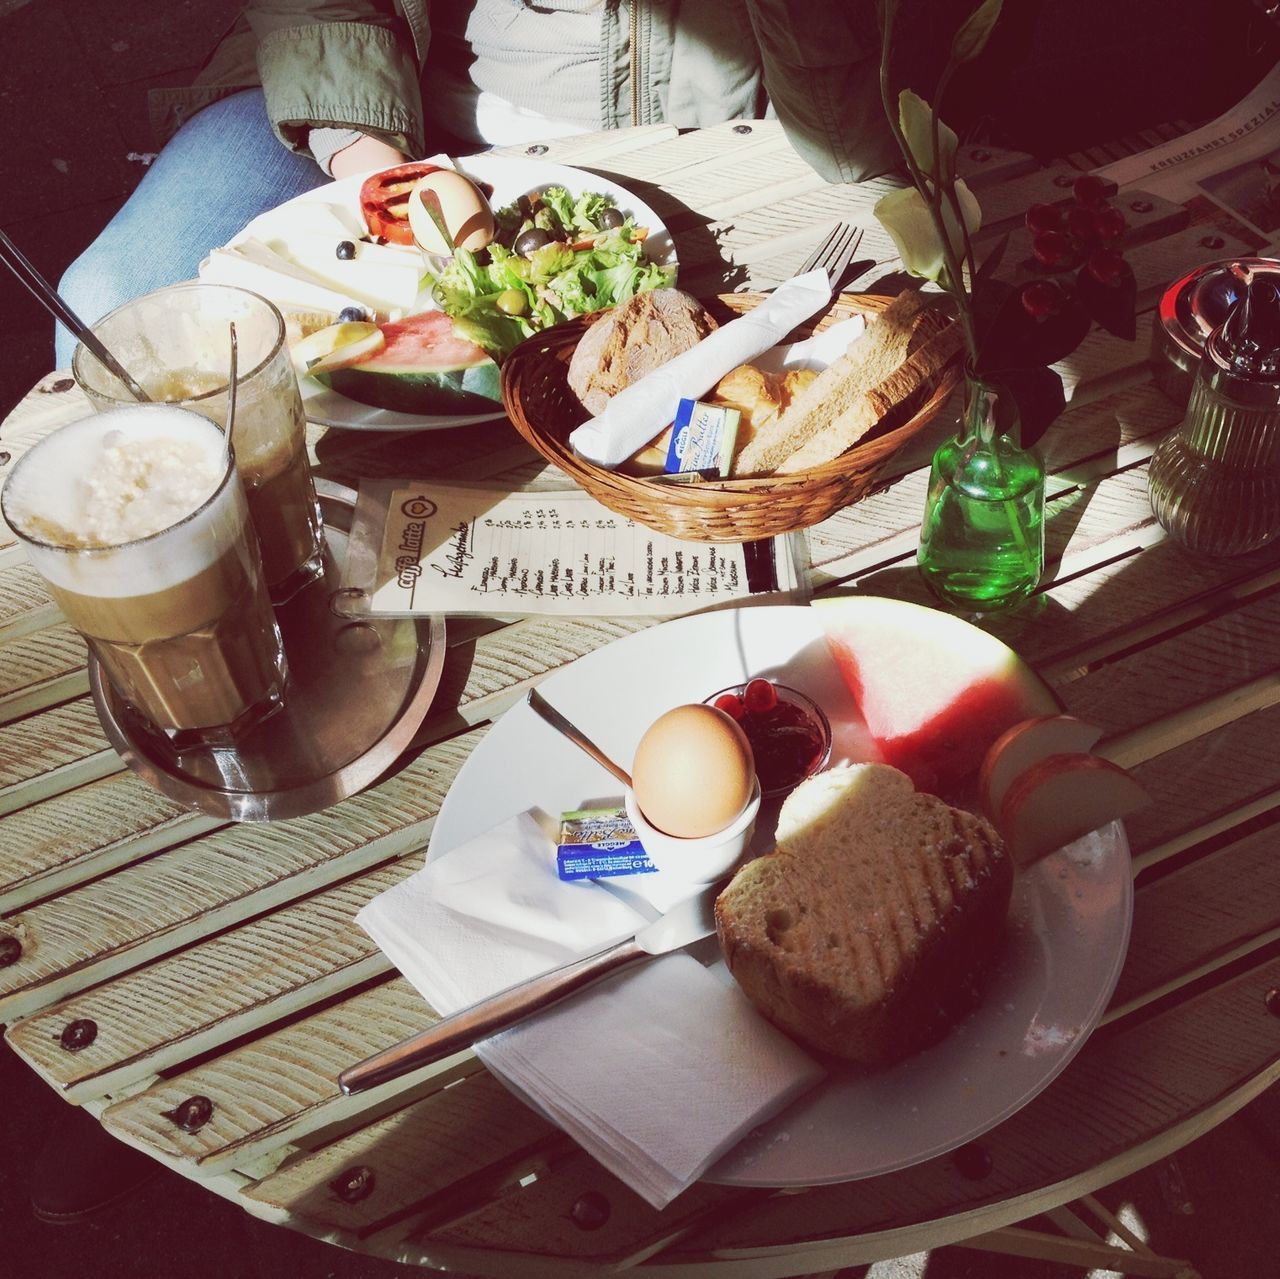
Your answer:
[1073,174,1114,208]
[1024,202,1062,234]
[1032,229,1073,267]
[714,692,745,720]
[743,678,777,714]
[1087,247,1128,285]
[1020,279,1065,319]
[1066,205,1097,242]
[1093,206,1126,240]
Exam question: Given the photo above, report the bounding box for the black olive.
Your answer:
[514,227,553,258]
[598,207,624,229]
[335,240,356,260]
[337,306,367,323]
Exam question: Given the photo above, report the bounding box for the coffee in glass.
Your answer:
[71,284,324,602]
[2,404,288,740]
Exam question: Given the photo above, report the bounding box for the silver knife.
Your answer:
[338,886,720,1095]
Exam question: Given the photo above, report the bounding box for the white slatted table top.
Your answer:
[2,121,1279,1277]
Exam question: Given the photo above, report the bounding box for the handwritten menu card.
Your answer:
[345,483,797,617]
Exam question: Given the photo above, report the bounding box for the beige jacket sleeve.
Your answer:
[746,0,900,183]
[249,0,427,160]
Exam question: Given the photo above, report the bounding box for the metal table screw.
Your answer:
[569,1191,611,1230]
[0,935,21,966]
[1265,986,1280,1016]
[330,1165,376,1203]
[970,148,992,162]
[1200,235,1226,251]
[526,143,548,156]
[953,1141,993,1179]
[1129,199,1154,214]
[164,1095,213,1134]
[59,1018,97,1051]
[733,124,752,134]
[1054,174,1074,188]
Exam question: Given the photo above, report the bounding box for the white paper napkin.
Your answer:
[357,811,824,1208]
[567,269,837,468]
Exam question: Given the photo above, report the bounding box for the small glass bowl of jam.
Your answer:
[704,678,832,799]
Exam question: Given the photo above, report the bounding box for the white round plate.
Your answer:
[430,604,1133,1188]
[227,153,676,432]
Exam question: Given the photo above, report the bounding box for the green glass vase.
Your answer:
[918,380,1046,610]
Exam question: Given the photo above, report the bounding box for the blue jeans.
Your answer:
[55,90,327,368]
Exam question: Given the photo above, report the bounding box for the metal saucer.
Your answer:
[90,479,446,822]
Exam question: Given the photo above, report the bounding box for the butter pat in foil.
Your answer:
[557,807,655,881]
[665,399,740,477]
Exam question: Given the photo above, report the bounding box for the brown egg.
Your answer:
[631,704,755,838]
[408,170,495,255]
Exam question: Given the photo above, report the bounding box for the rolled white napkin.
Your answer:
[567,269,836,468]
[357,811,824,1208]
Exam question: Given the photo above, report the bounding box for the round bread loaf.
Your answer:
[567,288,718,415]
[715,763,1012,1065]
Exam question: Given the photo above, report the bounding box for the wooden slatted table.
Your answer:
[2,121,1279,1278]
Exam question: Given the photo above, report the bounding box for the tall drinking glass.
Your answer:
[71,283,324,602]
[2,405,288,743]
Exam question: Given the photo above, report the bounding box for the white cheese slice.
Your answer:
[200,238,419,319]
[242,200,366,245]
[267,235,423,315]
[200,242,360,315]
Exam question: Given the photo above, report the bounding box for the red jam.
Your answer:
[707,681,831,797]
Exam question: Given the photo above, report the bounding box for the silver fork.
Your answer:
[795,221,864,291]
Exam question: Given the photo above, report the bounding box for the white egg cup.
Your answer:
[624,779,762,884]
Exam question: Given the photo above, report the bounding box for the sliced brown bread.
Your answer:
[567,288,718,416]
[729,289,931,477]
[715,763,1012,1065]
[773,313,964,472]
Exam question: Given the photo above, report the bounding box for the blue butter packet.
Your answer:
[665,399,740,476]
[557,806,656,881]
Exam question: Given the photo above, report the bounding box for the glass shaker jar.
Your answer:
[1148,278,1280,556]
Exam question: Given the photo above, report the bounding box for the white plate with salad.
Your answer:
[202,152,677,432]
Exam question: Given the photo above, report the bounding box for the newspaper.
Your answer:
[1096,63,1280,240]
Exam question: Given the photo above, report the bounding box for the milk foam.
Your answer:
[3,406,249,598]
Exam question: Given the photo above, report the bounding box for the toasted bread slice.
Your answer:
[775,316,963,472]
[730,290,931,477]
[715,763,1011,1064]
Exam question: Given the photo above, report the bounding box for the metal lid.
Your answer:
[1152,257,1280,401]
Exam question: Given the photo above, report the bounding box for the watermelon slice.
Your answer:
[317,310,501,416]
[814,596,1061,794]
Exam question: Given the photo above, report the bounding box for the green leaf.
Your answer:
[1076,260,1138,340]
[975,231,1011,286]
[987,366,1066,448]
[898,89,957,184]
[951,0,1004,64]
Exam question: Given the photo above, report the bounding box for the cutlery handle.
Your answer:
[338,936,647,1094]
[526,688,633,789]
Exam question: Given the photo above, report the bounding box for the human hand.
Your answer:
[330,134,412,179]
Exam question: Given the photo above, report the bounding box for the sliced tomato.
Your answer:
[359,162,443,244]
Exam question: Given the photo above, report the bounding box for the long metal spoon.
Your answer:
[0,228,151,402]
[225,322,238,457]
[526,687,632,788]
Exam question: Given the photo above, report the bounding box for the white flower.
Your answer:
[874,180,982,284]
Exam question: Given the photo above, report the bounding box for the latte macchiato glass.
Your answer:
[2,405,288,741]
[71,284,324,602]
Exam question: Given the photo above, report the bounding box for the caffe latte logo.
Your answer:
[395,494,437,592]
[401,495,437,520]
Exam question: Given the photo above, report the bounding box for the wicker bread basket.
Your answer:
[500,291,962,543]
